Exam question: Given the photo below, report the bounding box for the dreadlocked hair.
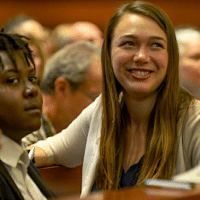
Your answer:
[0,29,35,69]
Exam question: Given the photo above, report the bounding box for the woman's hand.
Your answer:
[27,146,48,167]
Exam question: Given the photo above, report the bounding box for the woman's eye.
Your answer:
[152,43,164,48]
[190,55,200,60]
[7,78,19,84]
[121,41,134,46]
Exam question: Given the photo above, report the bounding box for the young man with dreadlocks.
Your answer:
[0,31,55,200]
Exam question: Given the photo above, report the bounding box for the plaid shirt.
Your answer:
[22,112,56,148]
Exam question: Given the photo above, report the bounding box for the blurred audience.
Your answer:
[67,21,103,47]
[51,23,73,52]
[22,41,102,147]
[2,14,54,60]
[175,26,200,98]
[25,35,45,87]
[1,14,54,86]
[51,21,103,52]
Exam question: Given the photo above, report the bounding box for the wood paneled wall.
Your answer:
[1,0,200,32]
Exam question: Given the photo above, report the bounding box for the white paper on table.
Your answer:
[172,164,200,184]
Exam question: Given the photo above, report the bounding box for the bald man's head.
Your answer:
[175,26,200,98]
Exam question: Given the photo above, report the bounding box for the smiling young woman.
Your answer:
[97,0,192,190]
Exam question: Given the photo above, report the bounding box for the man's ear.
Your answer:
[54,77,70,97]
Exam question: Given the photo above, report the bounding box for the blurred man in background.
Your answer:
[175,26,200,98]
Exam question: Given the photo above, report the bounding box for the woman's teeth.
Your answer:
[131,70,150,76]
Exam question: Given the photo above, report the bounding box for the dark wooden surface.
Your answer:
[64,186,200,200]
[58,186,200,200]
[39,165,200,200]
[39,165,82,198]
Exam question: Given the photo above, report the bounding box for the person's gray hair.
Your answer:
[41,41,101,94]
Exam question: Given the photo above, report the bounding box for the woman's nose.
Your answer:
[24,82,39,98]
[133,47,150,63]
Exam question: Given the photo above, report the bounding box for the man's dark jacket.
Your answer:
[0,160,55,200]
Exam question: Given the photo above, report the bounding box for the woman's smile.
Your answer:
[127,68,153,80]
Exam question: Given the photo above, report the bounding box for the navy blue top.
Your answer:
[120,156,143,188]
[92,156,144,192]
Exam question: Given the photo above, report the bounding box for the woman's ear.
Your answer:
[54,77,70,97]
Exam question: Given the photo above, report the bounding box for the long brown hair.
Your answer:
[96,0,189,190]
